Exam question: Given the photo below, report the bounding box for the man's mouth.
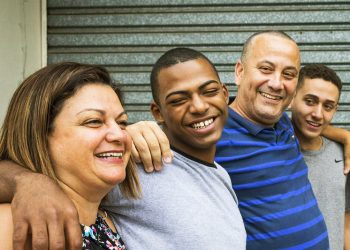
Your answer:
[95,152,123,159]
[259,91,283,101]
[190,118,214,130]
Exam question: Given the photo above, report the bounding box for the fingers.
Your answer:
[30,222,49,250]
[47,215,65,250]
[12,219,29,250]
[134,133,158,172]
[127,121,160,172]
[131,143,141,163]
[148,122,173,168]
[344,157,350,175]
[64,210,82,250]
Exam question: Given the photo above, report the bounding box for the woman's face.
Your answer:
[48,83,131,198]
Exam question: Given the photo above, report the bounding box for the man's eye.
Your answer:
[283,72,296,80]
[259,67,272,73]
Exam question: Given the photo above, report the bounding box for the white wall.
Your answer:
[0,0,45,124]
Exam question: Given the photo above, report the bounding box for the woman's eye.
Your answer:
[117,120,128,129]
[84,119,102,127]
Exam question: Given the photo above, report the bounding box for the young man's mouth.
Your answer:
[306,120,322,128]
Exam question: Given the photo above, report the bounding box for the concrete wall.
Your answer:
[0,0,45,124]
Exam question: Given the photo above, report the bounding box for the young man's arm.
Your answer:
[0,161,82,250]
[322,126,350,174]
[126,121,172,172]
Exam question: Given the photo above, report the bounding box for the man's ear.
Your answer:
[235,60,244,87]
[150,101,165,124]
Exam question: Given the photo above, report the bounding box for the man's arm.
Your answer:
[322,126,350,174]
[0,161,82,250]
[126,121,173,172]
[345,212,350,250]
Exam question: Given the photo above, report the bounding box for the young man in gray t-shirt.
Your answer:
[290,64,350,250]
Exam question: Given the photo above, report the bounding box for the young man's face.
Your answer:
[151,58,229,162]
[291,78,339,140]
[234,34,300,126]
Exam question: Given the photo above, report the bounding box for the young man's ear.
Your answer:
[235,60,244,87]
[150,102,165,124]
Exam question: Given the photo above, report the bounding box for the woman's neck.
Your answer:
[57,180,102,226]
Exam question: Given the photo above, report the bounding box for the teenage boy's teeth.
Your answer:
[96,152,123,158]
[260,92,282,100]
[191,118,214,129]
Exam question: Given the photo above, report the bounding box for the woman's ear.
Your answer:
[150,102,165,124]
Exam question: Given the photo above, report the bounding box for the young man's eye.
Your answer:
[324,104,335,111]
[305,99,316,105]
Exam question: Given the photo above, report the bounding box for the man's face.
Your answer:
[291,78,339,140]
[233,34,300,126]
[151,58,228,162]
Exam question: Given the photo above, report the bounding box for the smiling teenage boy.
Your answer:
[101,48,246,249]
[290,64,350,250]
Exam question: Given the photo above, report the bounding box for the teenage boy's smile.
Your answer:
[151,58,229,163]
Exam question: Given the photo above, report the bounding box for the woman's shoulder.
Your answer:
[0,203,13,249]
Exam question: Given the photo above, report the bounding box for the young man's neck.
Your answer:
[294,130,323,151]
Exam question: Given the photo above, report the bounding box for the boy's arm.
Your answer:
[322,125,350,174]
[126,121,172,172]
[0,161,82,250]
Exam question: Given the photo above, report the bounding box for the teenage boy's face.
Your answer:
[151,58,229,162]
[291,78,339,140]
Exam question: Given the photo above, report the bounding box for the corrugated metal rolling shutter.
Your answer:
[47,0,350,128]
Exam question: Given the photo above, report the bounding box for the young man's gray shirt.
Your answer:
[303,137,350,250]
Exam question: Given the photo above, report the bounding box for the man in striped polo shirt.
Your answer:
[213,31,329,249]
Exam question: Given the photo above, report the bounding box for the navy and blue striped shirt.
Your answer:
[215,107,329,249]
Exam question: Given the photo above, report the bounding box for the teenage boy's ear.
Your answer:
[150,101,165,124]
[222,84,229,104]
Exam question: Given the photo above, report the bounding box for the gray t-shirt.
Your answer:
[302,137,349,250]
[102,149,246,250]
